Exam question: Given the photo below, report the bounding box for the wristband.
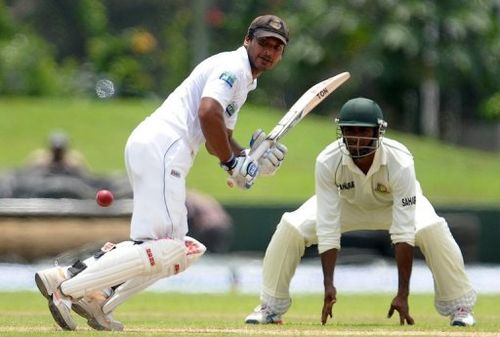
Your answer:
[220,154,237,171]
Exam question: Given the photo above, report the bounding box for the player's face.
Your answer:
[341,126,379,158]
[245,36,284,76]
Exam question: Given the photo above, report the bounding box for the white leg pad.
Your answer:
[102,274,161,314]
[60,239,187,299]
[102,236,206,314]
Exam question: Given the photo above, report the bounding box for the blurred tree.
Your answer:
[1,0,499,145]
[275,0,500,140]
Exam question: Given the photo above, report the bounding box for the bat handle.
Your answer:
[225,141,272,189]
[249,139,273,161]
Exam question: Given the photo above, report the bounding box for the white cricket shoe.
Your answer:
[245,305,283,324]
[35,266,67,299]
[450,307,476,327]
[72,291,124,331]
[48,288,76,331]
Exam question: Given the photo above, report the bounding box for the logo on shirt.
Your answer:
[375,183,389,193]
[219,71,236,88]
[402,196,416,207]
[226,102,237,116]
[337,181,355,190]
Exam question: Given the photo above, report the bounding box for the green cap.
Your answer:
[336,97,385,127]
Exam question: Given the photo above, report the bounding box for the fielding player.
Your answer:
[245,97,476,327]
[34,14,289,331]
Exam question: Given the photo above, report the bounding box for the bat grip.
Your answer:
[226,140,272,188]
[249,139,272,161]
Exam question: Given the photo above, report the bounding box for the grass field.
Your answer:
[0,292,499,336]
[2,97,500,205]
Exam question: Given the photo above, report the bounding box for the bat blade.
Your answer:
[250,71,350,160]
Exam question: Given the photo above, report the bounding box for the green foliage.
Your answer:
[2,97,500,205]
[0,34,62,95]
[0,292,499,336]
[0,0,499,139]
[481,92,500,120]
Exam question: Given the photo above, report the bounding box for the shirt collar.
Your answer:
[341,141,387,176]
[236,46,257,90]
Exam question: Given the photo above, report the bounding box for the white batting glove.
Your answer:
[220,153,259,189]
[249,129,288,176]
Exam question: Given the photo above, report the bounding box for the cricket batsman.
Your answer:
[245,97,476,326]
[34,14,289,331]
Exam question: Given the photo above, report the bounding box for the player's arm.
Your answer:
[387,242,415,325]
[199,97,258,189]
[315,154,342,325]
[320,248,338,325]
[387,164,417,325]
[199,97,233,163]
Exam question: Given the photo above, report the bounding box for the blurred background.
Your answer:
[0,0,499,292]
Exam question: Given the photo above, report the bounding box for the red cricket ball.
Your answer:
[96,189,114,207]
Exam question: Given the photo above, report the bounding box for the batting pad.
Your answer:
[102,236,206,314]
[103,274,162,314]
[60,239,187,299]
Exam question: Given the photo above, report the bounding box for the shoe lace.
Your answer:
[453,307,471,320]
[260,305,280,321]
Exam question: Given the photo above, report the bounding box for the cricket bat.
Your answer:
[249,71,351,160]
[228,71,350,188]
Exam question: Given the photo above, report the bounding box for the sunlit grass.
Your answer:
[2,97,500,205]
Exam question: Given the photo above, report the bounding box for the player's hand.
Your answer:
[221,153,259,189]
[249,129,287,176]
[387,294,414,325]
[321,284,337,325]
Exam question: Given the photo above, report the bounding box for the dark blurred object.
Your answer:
[0,131,118,199]
[0,132,234,253]
[25,131,89,176]
[186,191,233,253]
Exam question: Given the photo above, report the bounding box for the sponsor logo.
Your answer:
[226,102,237,116]
[170,169,181,178]
[316,88,329,99]
[402,196,416,207]
[338,181,355,190]
[219,71,236,87]
[247,162,258,177]
[100,242,116,253]
[146,248,156,266]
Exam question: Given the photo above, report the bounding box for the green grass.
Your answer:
[0,292,498,336]
[2,97,500,205]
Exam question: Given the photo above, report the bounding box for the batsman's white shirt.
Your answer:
[316,137,424,254]
[125,46,257,241]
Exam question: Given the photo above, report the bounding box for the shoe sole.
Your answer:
[245,319,282,325]
[72,302,105,331]
[48,298,76,331]
[72,302,123,331]
[35,272,50,299]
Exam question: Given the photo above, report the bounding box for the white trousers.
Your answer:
[261,196,476,316]
[125,117,194,241]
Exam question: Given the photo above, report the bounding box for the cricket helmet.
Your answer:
[336,97,387,130]
[335,97,387,158]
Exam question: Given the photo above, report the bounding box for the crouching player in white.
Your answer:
[245,97,476,327]
[35,14,290,331]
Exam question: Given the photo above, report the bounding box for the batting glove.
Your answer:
[249,129,288,176]
[220,153,259,189]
